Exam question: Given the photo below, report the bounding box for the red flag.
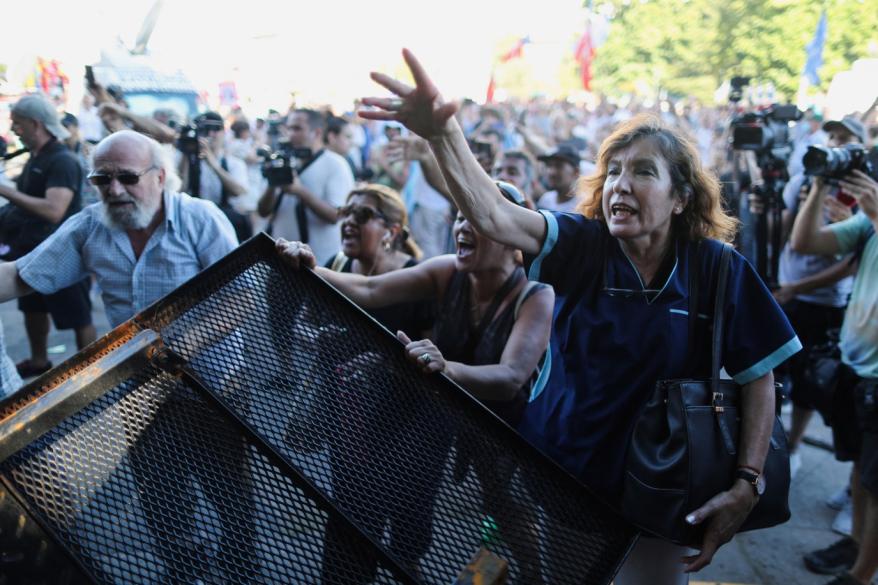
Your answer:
[574,26,595,91]
[500,37,530,63]
[486,70,496,104]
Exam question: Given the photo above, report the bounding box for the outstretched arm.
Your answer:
[0,262,34,303]
[385,136,451,200]
[790,179,841,255]
[99,102,177,144]
[276,238,449,308]
[360,49,545,255]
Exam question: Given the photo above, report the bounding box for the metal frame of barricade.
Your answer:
[0,233,637,584]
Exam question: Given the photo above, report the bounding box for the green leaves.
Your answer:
[591,0,878,102]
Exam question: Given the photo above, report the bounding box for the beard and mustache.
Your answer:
[100,194,161,230]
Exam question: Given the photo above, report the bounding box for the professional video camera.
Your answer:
[258,144,313,188]
[176,117,225,156]
[729,103,802,288]
[730,104,802,160]
[802,143,877,183]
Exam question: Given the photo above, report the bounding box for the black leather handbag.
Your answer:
[622,242,791,546]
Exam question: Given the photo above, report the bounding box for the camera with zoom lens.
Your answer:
[259,144,313,187]
[802,143,877,183]
[176,118,225,156]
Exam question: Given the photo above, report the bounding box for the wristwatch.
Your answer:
[736,468,766,497]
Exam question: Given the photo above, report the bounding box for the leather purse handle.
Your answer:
[711,243,736,454]
[711,243,733,391]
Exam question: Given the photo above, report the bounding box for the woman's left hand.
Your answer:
[681,481,758,572]
[396,330,446,374]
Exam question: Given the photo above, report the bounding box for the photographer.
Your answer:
[791,144,878,585]
[178,112,250,242]
[258,109,354,265]
[771,116,861,483]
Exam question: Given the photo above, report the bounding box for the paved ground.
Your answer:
[0,297,867,584]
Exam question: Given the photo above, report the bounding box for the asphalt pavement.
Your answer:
[0,296,866,585]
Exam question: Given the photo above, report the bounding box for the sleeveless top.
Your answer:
[433,266,549,426]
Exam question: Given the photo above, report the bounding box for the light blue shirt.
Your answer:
[0,320,23,399]
[831,212,878,379]
[17,190,237,328]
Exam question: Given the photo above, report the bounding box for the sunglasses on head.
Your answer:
[338,204,387,224]
[88,166,158,187]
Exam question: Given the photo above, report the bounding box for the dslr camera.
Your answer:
[802,143,877,183]
[258,144,313,187]
[176,117,225,156]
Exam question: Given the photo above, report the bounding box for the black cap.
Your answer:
[195,111,225,129]
[823,115,865,143]
[538,145,581,169]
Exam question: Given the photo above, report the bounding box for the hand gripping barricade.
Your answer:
[0,234,636,585]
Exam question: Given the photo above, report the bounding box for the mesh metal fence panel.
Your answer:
[0,235,636,584]
[2,365,405,584]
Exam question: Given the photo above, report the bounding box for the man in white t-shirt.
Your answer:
[536,145,581,212]
[258,109,354,265]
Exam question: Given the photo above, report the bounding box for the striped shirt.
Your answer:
[17,190,237,328]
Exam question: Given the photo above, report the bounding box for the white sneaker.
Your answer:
[826,485,852,510]
[832,500,853,536]
[790,452,802,479]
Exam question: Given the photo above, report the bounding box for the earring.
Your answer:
[383,232,392,251]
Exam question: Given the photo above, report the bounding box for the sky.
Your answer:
[3,0,591,114]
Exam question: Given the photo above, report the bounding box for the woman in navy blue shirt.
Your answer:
[359,50,801,584]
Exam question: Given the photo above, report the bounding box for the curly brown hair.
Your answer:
[576,114,738,243]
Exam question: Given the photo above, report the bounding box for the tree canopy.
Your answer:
[591,0,878,102]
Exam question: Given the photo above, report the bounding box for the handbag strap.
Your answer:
[711,243,733,388]
[687,241,701,373]
[711,243,736,455]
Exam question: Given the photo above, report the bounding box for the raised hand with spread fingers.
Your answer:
[360,49,459,141]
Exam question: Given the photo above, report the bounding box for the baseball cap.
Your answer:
[11,94,70,140]
[538,144,581,169]
[823,115,865,143]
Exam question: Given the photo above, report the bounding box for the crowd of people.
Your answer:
[0,51,877,585]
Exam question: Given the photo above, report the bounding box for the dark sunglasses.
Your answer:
[88,166,158,187]
[338,204,387,224]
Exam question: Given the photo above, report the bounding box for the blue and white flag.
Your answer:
[802,11,827,86]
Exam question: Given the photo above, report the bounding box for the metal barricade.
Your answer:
[0,234,636,584]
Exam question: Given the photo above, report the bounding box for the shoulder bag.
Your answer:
[622,242,791,546]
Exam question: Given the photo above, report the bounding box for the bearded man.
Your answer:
[0,130,237,328]
[0,131,259,580]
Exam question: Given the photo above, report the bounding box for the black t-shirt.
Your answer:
[1,140,82,260]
